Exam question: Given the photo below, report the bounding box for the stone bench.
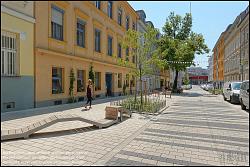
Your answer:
[165,91,172,98]
[105,105,132,122]
[1,113,119,141]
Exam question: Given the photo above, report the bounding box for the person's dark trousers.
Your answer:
[86,97,92,107]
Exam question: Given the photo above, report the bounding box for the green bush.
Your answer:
[119,96,165,113]
[208,88,223,95]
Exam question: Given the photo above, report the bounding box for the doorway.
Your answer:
[105,73,113,97]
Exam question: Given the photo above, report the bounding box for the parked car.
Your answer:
[204,84,213,91]
[182,84,192,90]
[200,84,206,89]
[223,82,242,103]
[239,80,249,110]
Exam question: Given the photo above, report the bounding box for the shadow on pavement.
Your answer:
[1,117,131,142]
[1,96,127,122]
[172,92,204,97]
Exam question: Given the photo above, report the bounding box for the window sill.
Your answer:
[1,75,21,78]
[94,51,103,56]
[52,92,64,95]
[77,91,85,93]
[75,45,87,50]
[49,38,67,45]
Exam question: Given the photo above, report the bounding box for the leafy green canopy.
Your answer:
[159,12,209,72]
[119,25,161,78]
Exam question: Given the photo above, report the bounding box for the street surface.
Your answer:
[1,86,249,166]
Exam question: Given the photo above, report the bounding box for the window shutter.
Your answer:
[52,7,63,25]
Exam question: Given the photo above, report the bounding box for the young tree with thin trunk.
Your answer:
[119,25,160,105]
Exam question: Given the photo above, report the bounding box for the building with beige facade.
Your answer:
[34,1,138,107]
[224,6,249,82]
[239,6,249,81]
[136,10,163,92]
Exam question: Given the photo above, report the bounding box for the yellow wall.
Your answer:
[213,33,224,82]
[35,1,138,62]
[35,1,138,103]
[1,12,34,76]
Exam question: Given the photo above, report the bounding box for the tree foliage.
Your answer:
[88,63,95,84]
[159,12,209,90]
[119,25,160,104]
[68,68,76,103]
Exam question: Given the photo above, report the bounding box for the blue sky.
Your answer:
[128,1,249,69]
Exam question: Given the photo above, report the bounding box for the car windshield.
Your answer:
[232,83,241,90]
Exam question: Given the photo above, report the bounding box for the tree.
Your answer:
[183,70,190,85]
[159,12,209,91]
[68,68,76,103]
[119,25,160,105]
[88,63,95,98]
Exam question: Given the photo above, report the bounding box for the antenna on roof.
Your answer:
[190,2,192,15]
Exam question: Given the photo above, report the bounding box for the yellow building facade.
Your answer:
[213,32,225,88]
[35,1,138,107]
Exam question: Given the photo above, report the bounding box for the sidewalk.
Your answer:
[1,94,173,134]
[1,95,129,122]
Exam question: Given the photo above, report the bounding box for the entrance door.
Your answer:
[105,73,113,97]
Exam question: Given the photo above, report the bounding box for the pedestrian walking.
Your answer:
[84,79,93,109]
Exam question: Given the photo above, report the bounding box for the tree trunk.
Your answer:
[134,78,137,102]
[140,67,143,105]
[173,70,179,91]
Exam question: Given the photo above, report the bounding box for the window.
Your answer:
[52,67,64,94]
[107,1,113,19]
[51,5,64,41]
[126,47,129,61]
[95,72,101,90]
[77,70,85,92]
[118,73,122,88]
[132,55,135,63]
[108,36,113,56]
[95,29,101,52]
[126,16,130,30]
[130,76,135,87]
[132,48,136,63]
[1,31,17,76]
[3,102,15,110]
[95,1,101,9]
[126,74,129,86]
[118,8,122,26]
[117,43,122,58]
[77,19,85,48]
[132,22,136,30]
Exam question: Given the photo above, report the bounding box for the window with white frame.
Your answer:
[1,30,18,76]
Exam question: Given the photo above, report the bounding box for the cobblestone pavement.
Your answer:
[1,86,249,166]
